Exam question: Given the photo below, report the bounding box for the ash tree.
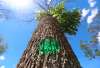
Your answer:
[17,0,82,68]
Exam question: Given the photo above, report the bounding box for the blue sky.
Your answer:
[0,0,100,68]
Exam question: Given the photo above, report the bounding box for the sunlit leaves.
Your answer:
[36,11,48,21]
[36,0,81,35]
[80,41,94,59]
[80,34,100,59]
[0,37,7,55]
[80,37,100,59]
[0,9,7,21]
[0,45,6,55]
[80,11,100,59]
[95,50,100,56]
[58,9,80,35]
[88,23,100,33]
[0,1,11,21]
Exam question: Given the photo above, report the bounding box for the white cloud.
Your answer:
[81,8,90,18]
[88,0,95,1]
[87,16,93,24]
[36,10,41,13]
[98,32,100,36]
[90,1,96,7]
[88,0,96,7]
[0,55,5,61]
[0,65,5,68]
[47,0,52,4]
[87,8,98,24]
[91,8,98,17]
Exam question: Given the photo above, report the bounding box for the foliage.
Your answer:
[36,11,48,21]
[0,45,7,55]
[0,37,7,55]
[80,35,100,59]
[80,41,94,59]
[0,2,10,20]
[36,0,81,35]
[80,11,100,59]
[95,50,100,56]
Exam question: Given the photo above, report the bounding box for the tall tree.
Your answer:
[17,0,81,68]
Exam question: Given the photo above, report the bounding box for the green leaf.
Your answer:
[36,0,81,35]
[96,51,100,56]
[0,45,6,55]
[0,37,7,55]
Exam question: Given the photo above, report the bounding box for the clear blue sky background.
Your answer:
[0,0,100,68]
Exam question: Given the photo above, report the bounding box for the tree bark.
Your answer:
[17,16,81,68]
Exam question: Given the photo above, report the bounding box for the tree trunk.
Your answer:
[17,16,81,68]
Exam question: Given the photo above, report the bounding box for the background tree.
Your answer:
[0,36,7,55]
[80,12,100,59]
[0,36,7,68]
[0,1,7,54]
[0,0,10,21]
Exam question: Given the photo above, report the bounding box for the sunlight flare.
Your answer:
[3,0,34,11]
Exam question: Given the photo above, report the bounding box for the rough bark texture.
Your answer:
[17,16,81,68]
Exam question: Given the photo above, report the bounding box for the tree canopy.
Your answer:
[36,0,81,35]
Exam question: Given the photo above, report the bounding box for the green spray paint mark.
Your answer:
[39,37,60,55]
